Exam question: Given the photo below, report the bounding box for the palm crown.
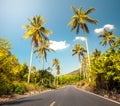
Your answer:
[93,49,101,58]
[34,40,54,70]
[98,29,116,47]
[68,6,98,34]
[23,15,52,47]
[72,43,87,62]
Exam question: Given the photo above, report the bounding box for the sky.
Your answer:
[0,0,120,75]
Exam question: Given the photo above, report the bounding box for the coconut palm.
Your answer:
[98,29,116,47]
[68,6,98,65]
[52,58,60,68]
[72,43,87,63]
[93,49,101,58]
[52,58,60,74]
[23,15,52,83]
[72,43,86,84]
[52,58,60,85]
[57,65,60,75]
[34,40,54,70]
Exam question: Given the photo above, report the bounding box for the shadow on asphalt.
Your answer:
[0,98,43,106]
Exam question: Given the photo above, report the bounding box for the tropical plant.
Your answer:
[34,40,54,70]
[72,43,86,63]
[72,43,86,84]
[68,6,98,65]
[23,15,52,83]
[93,49,101,58]
[98,29,116,47]
[52,58,60,75]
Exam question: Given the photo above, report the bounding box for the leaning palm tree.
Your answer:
[34,40,54,70]
[23,15,52,83]
[98,29,116,47]
[72,43,86,84]
[68,6,98,65]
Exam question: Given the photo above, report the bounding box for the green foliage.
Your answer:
[57,73,80,85]
[14,83,25,95]
[0,77,14,95]
[90,38,120,91]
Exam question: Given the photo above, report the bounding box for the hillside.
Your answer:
[67,69,80,75]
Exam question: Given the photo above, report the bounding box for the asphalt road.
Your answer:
[1,86,120,106]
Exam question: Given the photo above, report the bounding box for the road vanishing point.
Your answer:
[1,86,120,106]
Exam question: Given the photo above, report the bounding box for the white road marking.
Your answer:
[74,86,120,105]
[50,101,56,106]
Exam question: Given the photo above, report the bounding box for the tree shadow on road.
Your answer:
[0,98,43,106]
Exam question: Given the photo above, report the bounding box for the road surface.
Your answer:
[1,86,120,106]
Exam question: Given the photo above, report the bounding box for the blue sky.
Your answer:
[0,0,120,75]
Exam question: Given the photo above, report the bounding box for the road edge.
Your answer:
[74,86,120,105]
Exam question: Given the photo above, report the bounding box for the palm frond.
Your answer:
[84,23,89,33]
[71,6,78,15]
[76,24,80,34]
[85,17,98,24]
[72,52,77,56]
[85,8,95,15]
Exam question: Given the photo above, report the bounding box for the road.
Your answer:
[1,86,120,106]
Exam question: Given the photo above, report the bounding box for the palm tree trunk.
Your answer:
[84,36,90,66]
[28,44,33,83]
[84,30,91,82]
[79,62,82,86]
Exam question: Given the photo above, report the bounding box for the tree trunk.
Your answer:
[79,62,82,86]
[83,30,91,82]
[84,35,90,66]
[28,44,33,83]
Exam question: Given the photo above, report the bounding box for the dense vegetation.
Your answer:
[0,5,120,98]
[0,38,55,95]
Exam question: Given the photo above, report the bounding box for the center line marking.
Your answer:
[50,101,56,106]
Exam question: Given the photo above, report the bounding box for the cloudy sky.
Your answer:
[0,0,120,75]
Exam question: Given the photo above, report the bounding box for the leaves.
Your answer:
[68,6,98,34]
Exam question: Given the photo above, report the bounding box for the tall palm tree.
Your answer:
[34,40,54,70]
[52,58,60,85]
[68,6,98,65]
[23,15,52,83]
[72,43,86,63]
[72,43,86,84]
[98,29,116,47]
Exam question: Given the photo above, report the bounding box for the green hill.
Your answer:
[67,69,80,75]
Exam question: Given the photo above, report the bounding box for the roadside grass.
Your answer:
[0,81,57,103]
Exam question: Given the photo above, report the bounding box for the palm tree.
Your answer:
[98,29,116,47]
[56,65,60,75]
[68,6,98,65]
[23,15,52,83]
[72,43,86,63]
[93,49,101,58]
[52,58,60,85]
[34,40,54,70]
[72,43,86,85]
[52,58,60,68]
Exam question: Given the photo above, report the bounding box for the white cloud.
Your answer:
[104,24,114,30]
[74,36,86,41]
[94,24,115,34]
[94,28,104,34]
[49,40,70,51]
